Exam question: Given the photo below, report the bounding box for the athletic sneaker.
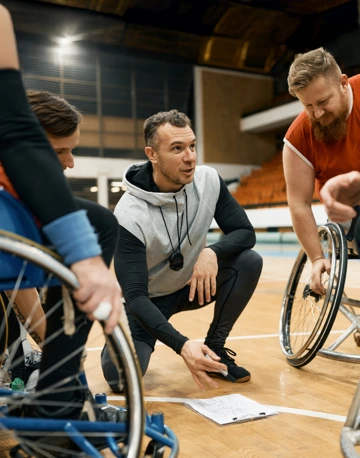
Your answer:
[207,347,251,383]
[25,368,39,391]
[22,346,41,391]
[24,348,42,367]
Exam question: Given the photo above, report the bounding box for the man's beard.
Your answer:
[311,108,348,142]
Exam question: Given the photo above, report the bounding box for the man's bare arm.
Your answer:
[283,144,322,260]
[283,143,330,294]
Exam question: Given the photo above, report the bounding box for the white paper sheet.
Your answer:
[184,394,278,425]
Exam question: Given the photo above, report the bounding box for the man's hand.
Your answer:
[188,248,218,305]
[180,340,228,390]
[71,256,122,334]
[311,258,331,295]
[320,171,360,222]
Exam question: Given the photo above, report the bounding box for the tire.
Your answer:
[0,232,144,458]
[279,222,347,367]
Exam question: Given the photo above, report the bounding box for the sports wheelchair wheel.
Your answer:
[0,232,145,458]
[279,222,348,368]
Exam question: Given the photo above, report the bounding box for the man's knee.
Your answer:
[245,249,263,278]
[233,249,263,280]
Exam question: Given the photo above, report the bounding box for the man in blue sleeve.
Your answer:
[102,109,263,392]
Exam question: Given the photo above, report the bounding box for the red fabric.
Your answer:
[0,165,18,198]
[285,75,360,197]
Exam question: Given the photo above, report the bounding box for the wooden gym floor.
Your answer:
[84,244,360,458]
[1,243,359,457]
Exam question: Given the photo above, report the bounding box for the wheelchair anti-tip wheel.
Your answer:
[279,222,348,368]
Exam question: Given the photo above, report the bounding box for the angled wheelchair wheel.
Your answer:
[0,232,145,458]
[279,222,348,368]
[341,381,360,458]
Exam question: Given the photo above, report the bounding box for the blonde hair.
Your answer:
[287,47,341,97]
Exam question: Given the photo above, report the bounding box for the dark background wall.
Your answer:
[17,34,194,160]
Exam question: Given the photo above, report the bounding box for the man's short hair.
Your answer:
[143,109,192,149]
[287,47,342,97]
[27,90,82,138]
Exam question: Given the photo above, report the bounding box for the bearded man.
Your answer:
[283,47,360,294]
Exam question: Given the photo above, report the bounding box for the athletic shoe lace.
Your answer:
[220,347,237,364]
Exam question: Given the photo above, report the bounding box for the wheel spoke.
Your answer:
[280,223,347,366]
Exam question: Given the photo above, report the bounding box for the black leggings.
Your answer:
[0,197,118,413]
[102,249,262,392]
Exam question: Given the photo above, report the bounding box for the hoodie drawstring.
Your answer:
[159,189,192,254]
[173,196,182,252]
[183,189,192,246]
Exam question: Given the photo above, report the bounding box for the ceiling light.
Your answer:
[57,36,76,51]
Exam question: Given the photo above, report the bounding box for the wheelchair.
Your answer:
[0,188,179,458]
[341,379,360,458]
[279,218,360,368]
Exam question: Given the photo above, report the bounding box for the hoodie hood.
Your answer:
[124,161,192,210]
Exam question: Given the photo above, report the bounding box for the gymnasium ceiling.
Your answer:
[5,0,360,75]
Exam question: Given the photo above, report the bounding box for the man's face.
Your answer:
[48,126,80,170]
[151,123,197,191]
[296,74,349,142]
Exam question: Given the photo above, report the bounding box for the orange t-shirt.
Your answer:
[284,74,360,197]
[0,165,18,198]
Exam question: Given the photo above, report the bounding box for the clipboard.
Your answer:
[184,393,278,425]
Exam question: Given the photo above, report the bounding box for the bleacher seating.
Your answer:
[233,152,318,208]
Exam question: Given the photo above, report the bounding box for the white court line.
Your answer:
[154,329,347,346]
[89,330,349,423]
[260,274,360,289]
[260,277,360,289]
[86,329,347,351]
[105,395,346,423]
[267,406,346,423]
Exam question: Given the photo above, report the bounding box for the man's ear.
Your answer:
[145,146,157,164]
[340,73,349,90]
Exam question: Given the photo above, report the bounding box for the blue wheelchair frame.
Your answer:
[0,188,179,458]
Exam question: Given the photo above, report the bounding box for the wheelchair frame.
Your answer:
[341,380,360,458]
[280,221,360,368]
[0,188,179,458]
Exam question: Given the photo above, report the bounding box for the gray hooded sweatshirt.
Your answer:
[114,161,255,353]
[116,163,220,297]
